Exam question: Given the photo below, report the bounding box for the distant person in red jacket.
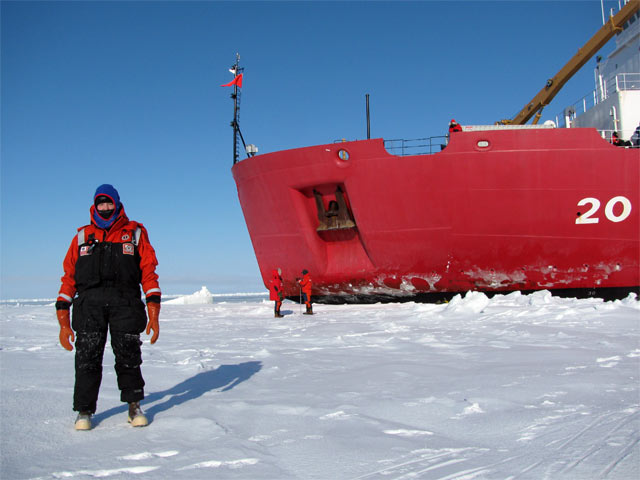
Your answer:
[448,119,462,134]
[611,131,630,146]
[56,184,161,431]
[611,132,622,146]
[269,268,284,318]
[298,269,313,315]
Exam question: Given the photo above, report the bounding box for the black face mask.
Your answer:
[97,208,115,220]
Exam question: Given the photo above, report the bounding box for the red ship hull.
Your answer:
[232,128,639,301]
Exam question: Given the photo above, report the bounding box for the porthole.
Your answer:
[338,149,350,161]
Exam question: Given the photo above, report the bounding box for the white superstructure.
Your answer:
[563,9,640,140]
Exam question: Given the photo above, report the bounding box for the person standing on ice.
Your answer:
[298,269,313,315]
[55,184,161,431]
[269,268,284,318]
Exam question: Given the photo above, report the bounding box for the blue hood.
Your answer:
[92,184,122,229]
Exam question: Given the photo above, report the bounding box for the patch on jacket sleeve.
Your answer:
[123,243,135,255]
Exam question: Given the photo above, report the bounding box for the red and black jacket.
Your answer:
[57,206,160,307]
[299,272,312,296]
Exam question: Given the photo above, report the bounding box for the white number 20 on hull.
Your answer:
[576,196,632,224]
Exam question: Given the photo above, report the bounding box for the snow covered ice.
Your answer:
[163,286,215,305]
[1,290,639,479]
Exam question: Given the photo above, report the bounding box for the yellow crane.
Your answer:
[500,0,639,125]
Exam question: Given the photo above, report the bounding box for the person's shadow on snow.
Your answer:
[93,361,262,425]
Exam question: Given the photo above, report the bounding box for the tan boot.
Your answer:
[128,402,148,427]
[75,412,92,431]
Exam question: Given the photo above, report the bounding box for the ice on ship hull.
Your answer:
[232,127,639,302]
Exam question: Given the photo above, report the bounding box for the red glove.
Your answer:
[146,302,160,344]
[56,309,75,351]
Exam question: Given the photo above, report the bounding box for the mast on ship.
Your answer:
[224,53,254,164]
[230,54,243,164]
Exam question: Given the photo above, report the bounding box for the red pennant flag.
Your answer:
[221,73,243,88]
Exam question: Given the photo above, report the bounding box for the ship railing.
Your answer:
[599,129,617,142]
[556,73,640,126]
[598,72,640,100]
[383,136,449,156]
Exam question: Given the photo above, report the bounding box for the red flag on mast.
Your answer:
[221,73,243,88]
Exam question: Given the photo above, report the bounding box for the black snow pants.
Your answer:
[71,289,148,413]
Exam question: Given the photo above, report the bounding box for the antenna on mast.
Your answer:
[230,53,243,165]
[223,54,257,164]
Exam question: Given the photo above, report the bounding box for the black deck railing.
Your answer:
[334,136,449,156]
[383,136,449,156]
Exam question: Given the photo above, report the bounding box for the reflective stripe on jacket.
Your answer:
[57,206,160,302]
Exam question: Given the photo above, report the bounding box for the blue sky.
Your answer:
[0,0,623,299]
